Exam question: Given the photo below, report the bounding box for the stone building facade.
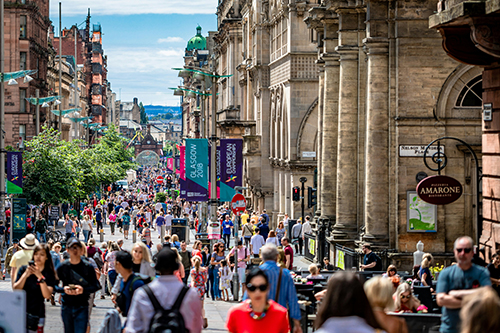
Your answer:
[429,0,500,259]
[305,0,483,267]
[215,0,320,223]
[4,0,51,148]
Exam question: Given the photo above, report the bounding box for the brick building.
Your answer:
[4,0,51,148]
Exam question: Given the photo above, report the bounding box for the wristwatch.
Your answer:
[37,277,46,283]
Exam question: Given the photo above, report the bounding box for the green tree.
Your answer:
[23,127,81,205]
[139,102,148,124]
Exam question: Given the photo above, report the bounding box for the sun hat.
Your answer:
[20,234,39,250]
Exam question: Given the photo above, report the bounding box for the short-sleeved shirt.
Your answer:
[419,267,433,287]
[122,214,131,225]
[156,215,165,226]
[226,300,289,333]
[284,245,294,270]
[222,220,234,235]
[436,264,491,333]
[250,235,266,255]
[10,249,33,268]
[363,252,380,271]
[65,220,74,233]
[16,265,57,318]
[106,251,117,271]
[229,246,249,268]
[240,213,249,225]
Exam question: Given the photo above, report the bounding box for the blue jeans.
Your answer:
[36,231,46,243]
[83,230,91,243]
[108,270,118,288]
[212,267,221,299]
[61,305,89,333]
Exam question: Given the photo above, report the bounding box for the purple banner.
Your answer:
[219,139,243,202]
[7,152,23,194]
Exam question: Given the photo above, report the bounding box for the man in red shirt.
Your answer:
[281,237,294,270]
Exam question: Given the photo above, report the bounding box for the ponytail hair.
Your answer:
[193,256,201,272]
[421,253,433,269]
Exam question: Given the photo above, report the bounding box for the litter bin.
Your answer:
[172,218,188,242]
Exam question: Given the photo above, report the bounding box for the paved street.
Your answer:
[0,221,311,332]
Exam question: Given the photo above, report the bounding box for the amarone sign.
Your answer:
[417,175,463,205]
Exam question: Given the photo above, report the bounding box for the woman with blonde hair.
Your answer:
[111,242,155,296]
[364,276,408,333]
[419,253,434,291]
[394,283,421,313]
[460,287,500,333]
[307,264,325,280]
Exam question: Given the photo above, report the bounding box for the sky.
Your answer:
[49,0,218,106]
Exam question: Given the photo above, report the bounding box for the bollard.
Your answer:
[100,229,104,242]
[160,225,165,242]
[132,229,137,243]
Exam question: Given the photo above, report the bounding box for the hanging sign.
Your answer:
[184,139,209,202]
[7,152,23,194]
[219,139,243,202]
[417,175,463,205]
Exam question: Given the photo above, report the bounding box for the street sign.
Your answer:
[156,176,164,184]
[417,175,463,205]
[231,193,246,216]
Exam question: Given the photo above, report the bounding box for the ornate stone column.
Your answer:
[363,37,390,244]
[315,60,325,219]
[319,20,339,225]
[332,8,359,240]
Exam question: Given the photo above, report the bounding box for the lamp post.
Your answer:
[172,67,231,237]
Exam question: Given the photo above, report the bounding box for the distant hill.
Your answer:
[144,105,182,117]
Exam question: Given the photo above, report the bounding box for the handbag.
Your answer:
[76,226,82,233]
[26,313,40,331]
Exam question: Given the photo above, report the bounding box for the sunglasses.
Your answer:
[400,294,411,299]
[455,248,472,254]
[246,283,268,292]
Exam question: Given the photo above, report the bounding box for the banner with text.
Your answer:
[167,158,174,173]
[179,146,186,199]
[219,139,243,202]
[184,139,209,202]
[175,156,180,175]
[7,152,23,194]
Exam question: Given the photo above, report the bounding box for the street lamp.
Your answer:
[171,67,232,237]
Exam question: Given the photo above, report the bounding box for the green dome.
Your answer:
[186,25,207,51]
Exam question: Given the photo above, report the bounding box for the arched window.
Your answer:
[456,75,482,107]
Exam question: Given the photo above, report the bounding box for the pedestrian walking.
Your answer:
[122,210,131,240]
[227,268,290,333]
[13,244,57,333]
[276,221,286,245]
[190,256,209,328]
[114,251,147,318]
[108,210,117,235]
[34,217,48,243]
[10,234,38,287]
[436,236,491,333]
[2,238,19,279]
[125,247,203,333]
[219,259,232,301]
[291,219,303,255]
[228,240,250,296]
[266,230,279,247]
[250,228,265,258]
[222,215,234,249]
[56,238,100,333]
[255,244,303,333]
[81,215,93,243]
[179,241,192,285]
[210,242,225,300]
[105,242,120,291]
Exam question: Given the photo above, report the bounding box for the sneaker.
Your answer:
[101,295,105,299]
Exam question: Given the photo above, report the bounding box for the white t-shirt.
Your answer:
[250,235,265,255]
[165,214,173,226]
[82,219,92,231]
[155,203,163,212]
[266,237,279,247]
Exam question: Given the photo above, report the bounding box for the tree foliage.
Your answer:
[139,102,148,124]
[22,125,136,205]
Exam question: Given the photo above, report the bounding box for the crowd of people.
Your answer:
[2,164,500,333]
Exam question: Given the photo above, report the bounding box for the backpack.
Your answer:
[93,251,104,270]
[115,274,152,316]
[144,284,189,333]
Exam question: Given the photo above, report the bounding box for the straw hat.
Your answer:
[20,234,39,250]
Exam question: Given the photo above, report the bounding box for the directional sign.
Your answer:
[156,176,164,184]
[231,193,246,216]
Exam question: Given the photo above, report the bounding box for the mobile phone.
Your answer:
[28,260,35,266]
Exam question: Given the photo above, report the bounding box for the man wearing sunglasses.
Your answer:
[436,236,491,333]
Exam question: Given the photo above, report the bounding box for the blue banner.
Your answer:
[185,139,209,202]
[7,152,23,194]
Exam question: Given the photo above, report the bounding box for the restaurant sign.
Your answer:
[417,175,463,205]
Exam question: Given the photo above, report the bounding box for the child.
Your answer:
[219,259,232,301]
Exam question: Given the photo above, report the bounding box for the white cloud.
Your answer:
[50,0,217,16]
[106,47,184,74]
[158,37,184,43]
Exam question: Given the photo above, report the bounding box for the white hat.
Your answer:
[20,234,39,250]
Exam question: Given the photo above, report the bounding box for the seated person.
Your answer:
[322,257,334,271]
[306,264,324,280]
[382,264,401,289]
[393,283,421,313]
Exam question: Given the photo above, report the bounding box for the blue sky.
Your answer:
[49,0,218,106]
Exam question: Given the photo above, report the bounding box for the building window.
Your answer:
[20,16,27,38]
[19,124,26,144]
[20,52,27,70]
[456,75,482,107]
[19,89,26,113]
